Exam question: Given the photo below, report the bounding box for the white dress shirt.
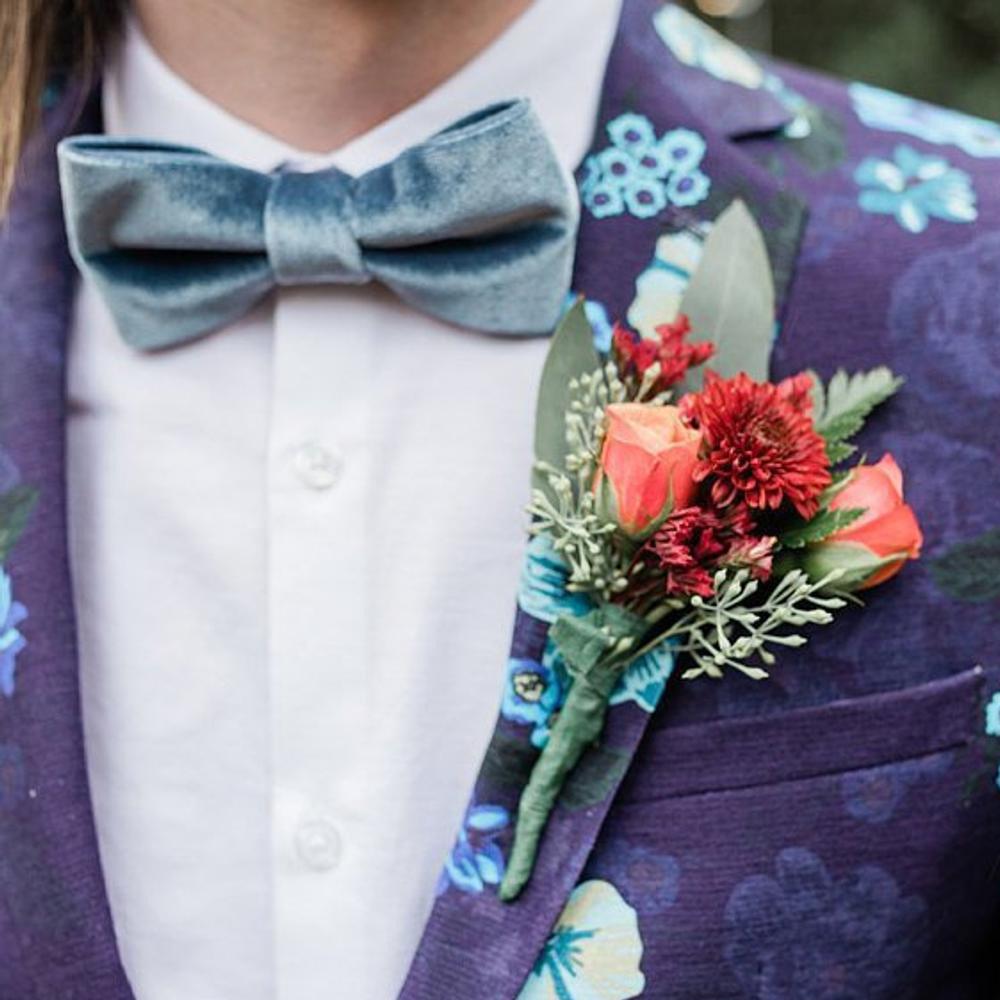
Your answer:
[66,3,621,998]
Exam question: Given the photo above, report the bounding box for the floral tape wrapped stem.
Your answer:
[499,605,646,902]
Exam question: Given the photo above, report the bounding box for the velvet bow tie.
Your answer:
[56,100,578,350]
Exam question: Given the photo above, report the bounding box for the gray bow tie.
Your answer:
[57,100,579,350]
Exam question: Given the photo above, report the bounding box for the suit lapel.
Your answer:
[399,3,807,997]
[0,88,133,998]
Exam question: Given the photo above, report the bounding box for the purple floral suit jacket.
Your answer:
[2,2,1000,997]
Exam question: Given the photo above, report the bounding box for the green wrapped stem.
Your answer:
[498,661,621,902]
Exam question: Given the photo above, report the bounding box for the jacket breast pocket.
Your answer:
[585,667,1000,1000]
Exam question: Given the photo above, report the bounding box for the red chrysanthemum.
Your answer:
[682,371,831,519]
[613,314,715,392]
[646,507,726,598]
[629,505,776,600]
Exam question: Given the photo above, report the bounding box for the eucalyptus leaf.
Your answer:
[678,199,775,393]
[532,300,600,497]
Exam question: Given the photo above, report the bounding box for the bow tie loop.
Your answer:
[58,99,579,350]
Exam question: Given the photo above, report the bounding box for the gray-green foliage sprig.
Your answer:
[526,361,631,601]
[657,568,847,681]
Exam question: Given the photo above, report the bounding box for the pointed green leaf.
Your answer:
[679,199,775,393]
[814,367,903,445]
[0,486,38,563]
[779,506,866,549]
[825,440,857,465]
[532,300,600,495]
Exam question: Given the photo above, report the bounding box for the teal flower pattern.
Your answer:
[854,145,977,233]
[984,691,1000,791]
[502,651,566,749]
[517,880,645,1000]
[608,642,675,714]
[437,803,510,896]
[0,568,27,699]
[653,4,817,142]
[581,113,710,220]
[653,4,764,90]
[626,227,708,338]
[985,692,1000,738]
[850,82,1000,159]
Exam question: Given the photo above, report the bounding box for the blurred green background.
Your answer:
[684,0,1000,120]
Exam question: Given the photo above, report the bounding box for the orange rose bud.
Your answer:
[803,454,923,591]
[596,403,701,537]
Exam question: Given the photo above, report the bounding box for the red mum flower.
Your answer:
[613,314,715,392]
[683,371,831,519]
[643,507,726,598]
[631,505,775,600]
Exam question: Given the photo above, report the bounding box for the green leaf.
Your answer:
[929,528,1000,603]
[825,440,857,465]
[678,199,775,393]
[0,486,38,563]
[806,368,825,418]
[549,604,649,680]
[814,367,903,445]
[779,506,866,549]
[532,300,600,496]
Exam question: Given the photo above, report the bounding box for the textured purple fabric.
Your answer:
[3,2,1000,997]
[0,91,132,998]
[400,2,1000,998]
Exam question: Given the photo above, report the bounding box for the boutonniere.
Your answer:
[499,201,923,901]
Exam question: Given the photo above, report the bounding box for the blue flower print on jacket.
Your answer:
[653,5,816,141]
[436,802,510,896]
[517,879,645,1000]
[850,81,1000,159]
[502,652,567,749]
[984,691,1000,790]
[627,227,708,338]
[517,534,594,625]
[590,842,681,917]
[854,145,977,233]
[580,113,710,220]
[984,691,1000,737]
[653,4,763,90]
[0,568,27,699]
[840,751,953,824]
[725,847,927,999]
[608,641,674,714]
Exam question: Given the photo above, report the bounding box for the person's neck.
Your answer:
[131,0,536,152]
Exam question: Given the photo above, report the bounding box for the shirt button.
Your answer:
[293,442,343,490]
[295,819,343,872]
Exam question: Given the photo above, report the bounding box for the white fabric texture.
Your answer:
[65,2,621,998]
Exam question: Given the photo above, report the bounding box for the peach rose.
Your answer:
[803,454,923,590]
[596,403,701,537]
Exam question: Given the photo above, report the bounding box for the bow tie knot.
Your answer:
[265,168,366,286]
[58,100,578,350]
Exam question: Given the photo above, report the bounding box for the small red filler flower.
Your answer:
[612,314,715,392]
